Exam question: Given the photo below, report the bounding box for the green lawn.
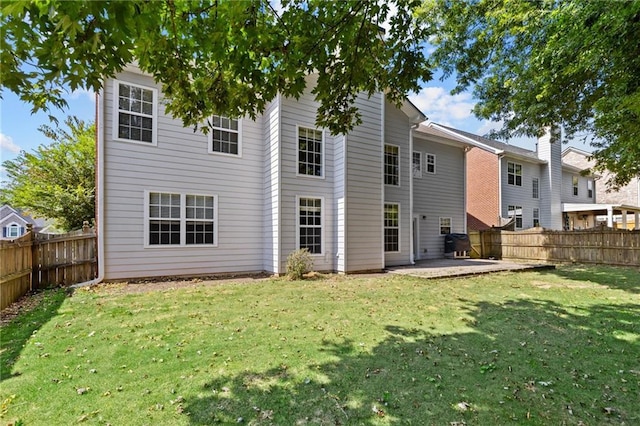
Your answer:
[1,265,639,425]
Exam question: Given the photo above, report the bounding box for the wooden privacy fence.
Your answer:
[0,223,97,310]
[469,227,640,266]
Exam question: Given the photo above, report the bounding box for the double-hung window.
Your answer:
[384,145,399,186]
[115,81,157,145]
[532,178,539,199]
[425,153,436,174]
[572,176,579,196]
[439,217,452,235]
[533,208,540,227]
[298,127,323,177]
[210,115,241,155]
[508,205,523,229]
[507,162,522,186]
[412,152,422,178]
[587,180,594,198]
[384,203,400,252]
[147,192,216,246]
[298,197,322,254]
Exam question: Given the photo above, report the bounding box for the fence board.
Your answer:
[1,223,97,310]
[469,228,640,266]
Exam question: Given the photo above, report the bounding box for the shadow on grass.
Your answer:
[542,264,640,294]
[0,288,67,381]
[185,298,639,425]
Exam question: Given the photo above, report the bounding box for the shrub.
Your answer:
[285,248,313,280]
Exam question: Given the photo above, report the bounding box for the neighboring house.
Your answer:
[0,205,45,239]
[96,66,489,280]
[426,124,639,231]
[562,147,640,229]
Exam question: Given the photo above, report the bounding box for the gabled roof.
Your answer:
[0,205,43,226]
[431,123,544,162]
[562,146,593,158]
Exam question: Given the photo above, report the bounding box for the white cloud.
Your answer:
[476,119,504,136]
[409,86,475,124]
[0,133,22,154]
[68,87,96,103]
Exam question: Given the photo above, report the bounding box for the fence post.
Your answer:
[26,224,39,291]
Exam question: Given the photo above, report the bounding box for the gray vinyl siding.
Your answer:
[278,83,336,272]
[384,102,411,266]
[263,97,281,273]
[343,92,385,272]
[412,136,466,259]
[103,71,265,279]
[561,170,594,203]
[500,156,542,229]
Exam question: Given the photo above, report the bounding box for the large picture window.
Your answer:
[507,162,522,186]
[146,192,216,247]
[384,145,399,186]
[384,203,400,252]
[298,197,322,254]
[298,127,323,177]
[209,115,241,155]
[115,81,157,145]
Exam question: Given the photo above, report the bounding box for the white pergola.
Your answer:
[563,203,640,230]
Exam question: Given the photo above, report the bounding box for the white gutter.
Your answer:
[72,87,105,288]
[429,122,504,155]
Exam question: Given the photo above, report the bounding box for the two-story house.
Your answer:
[96,66,485,280]
[424,124,638,231]
[0,205,46,240]
[562,147,640,229]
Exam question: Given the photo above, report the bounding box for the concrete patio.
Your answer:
[386,258,555,279]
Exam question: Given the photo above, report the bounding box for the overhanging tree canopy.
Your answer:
[419,0,640,188]
[0,0,432,135]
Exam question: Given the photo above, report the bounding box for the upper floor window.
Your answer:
[384,145,399,186]
[412,152,422,178]
[210,115,241,156]
[115,81,157,145]
[572,176,579,196]
[298,127,323,177]
[532,177,539,199]
[587,180,593,198]
[426,153,436,174]
[508,205,523,229]
[507,162,522,186]
[4,223,22,238]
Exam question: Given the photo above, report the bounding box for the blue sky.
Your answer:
[0,74,592,183]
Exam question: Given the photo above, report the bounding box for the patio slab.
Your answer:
[386,258,555,279]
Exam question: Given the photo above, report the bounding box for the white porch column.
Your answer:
[621,210,628,230]
[635,212,639,230]
[607,207,614,228]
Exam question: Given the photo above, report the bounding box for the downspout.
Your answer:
[463,146,470,232]
[497,154,504,225]
[72,88,105,288]
[380,93,386,270]
[409,123,419,265]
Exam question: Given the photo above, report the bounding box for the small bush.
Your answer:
[285,248,313,280]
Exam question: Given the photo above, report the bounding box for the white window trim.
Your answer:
[208,116,243,157]
[296,125,325,179]
[6,222,21,238]
[572,176,579,196]
[143,190,218,248]
[384,202,401,253]
[296,195,325,256]
[533,208,540,227]
[412,151,422,178]
[425,153,436,174]
[384,144,401,187]
[112,79,158,146]
[587,180,594,198]
[439,217,452,235]
[508,205,523,229]
[507,161,522,186]
[532,177,539,199]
